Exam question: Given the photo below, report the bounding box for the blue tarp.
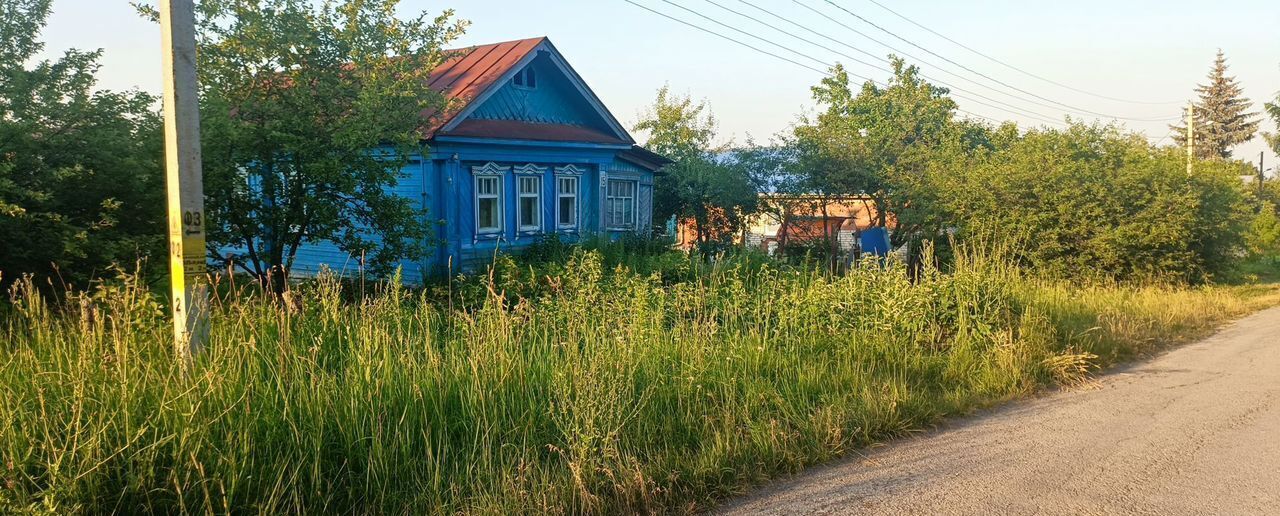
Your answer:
[860,227,891,256]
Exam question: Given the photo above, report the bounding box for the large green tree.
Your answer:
[1170,50,1261,160]
[789,58,984,259]
[139,0,466,291]
[635,86,759,245]
[1,0,164,288]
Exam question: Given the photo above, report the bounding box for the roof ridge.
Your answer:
[442,36,546,53]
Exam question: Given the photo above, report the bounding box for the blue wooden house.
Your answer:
[285,37,669,282]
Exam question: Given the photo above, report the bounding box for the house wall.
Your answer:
[286,156,433,284]
[427,138,636,272]
[278,139,655,281]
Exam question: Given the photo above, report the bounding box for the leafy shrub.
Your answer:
[937,123,1253,283]
[1246,202,1280,260]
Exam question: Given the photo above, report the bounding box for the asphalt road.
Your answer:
[720,306,1280,516]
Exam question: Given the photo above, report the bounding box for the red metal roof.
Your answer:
[439,119,628,145]
[420,37,546,138]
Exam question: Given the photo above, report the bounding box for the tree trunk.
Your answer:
[267,263,288,297]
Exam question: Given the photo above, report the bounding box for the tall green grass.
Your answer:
[2,247,1276,514]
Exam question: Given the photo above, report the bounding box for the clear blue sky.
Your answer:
[35,0,1280,172]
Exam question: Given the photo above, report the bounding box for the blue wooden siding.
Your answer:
[230,39,661,283]
[288,158,431,283]
[426,139,630,271]
[272,150,652,280]
[468,52,611,132]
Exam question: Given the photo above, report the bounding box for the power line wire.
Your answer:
[816,0,1181,122]
[620,0,831,76]
[621,0,1007,125]
[661,1,840,72]
[707,0,887,75]
[786,0,1131,123]
[859,0,1182,106]
[708,0,1070,125]
[659,0,1067,125]
[626,0,1182,127]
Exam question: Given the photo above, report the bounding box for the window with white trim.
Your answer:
[556,176,578,230]
[605,179,636,230]
[517,175,542,232]
[475,175,503,234]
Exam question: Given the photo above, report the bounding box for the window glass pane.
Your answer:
[604,179,637,229]
[516,175,540,229]
[479,198,497,230]
[559,196,575,226]
[521,197,537,227]
[557,177,577,229]
[526,68,536,88]
[520,176,537,194]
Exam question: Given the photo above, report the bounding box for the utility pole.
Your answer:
[160,0,208,367]
[1261,151,1266,196]
[1185,102,1195,175]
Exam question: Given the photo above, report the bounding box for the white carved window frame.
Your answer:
[604,178,638,231]
[554,165,584,232]
[514,164,545,233]
[472,162,509,238]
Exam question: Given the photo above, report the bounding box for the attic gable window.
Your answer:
[512,66,536,89]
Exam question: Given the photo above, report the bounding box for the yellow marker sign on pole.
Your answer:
[160,0,208,366]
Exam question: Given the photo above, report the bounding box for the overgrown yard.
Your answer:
[2,246,1277,514]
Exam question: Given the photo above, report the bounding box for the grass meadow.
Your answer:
[2,244,1277,514]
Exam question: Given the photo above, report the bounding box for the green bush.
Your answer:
[1246,202,1280,259]
[937,123,1253,283]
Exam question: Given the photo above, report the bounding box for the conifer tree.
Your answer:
[1264,89,1280,156]
[1170,50,1261,160]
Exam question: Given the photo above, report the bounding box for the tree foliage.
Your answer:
[782,57,1258,283]
[1264,87,1280,157]
[137,0,467,289]
[1248,202,1280,259]
[788,58,988,263]
[1170,50,1261,160]
[937,123,1253,283]
[1,0,164,288]
[635,86,759,245]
